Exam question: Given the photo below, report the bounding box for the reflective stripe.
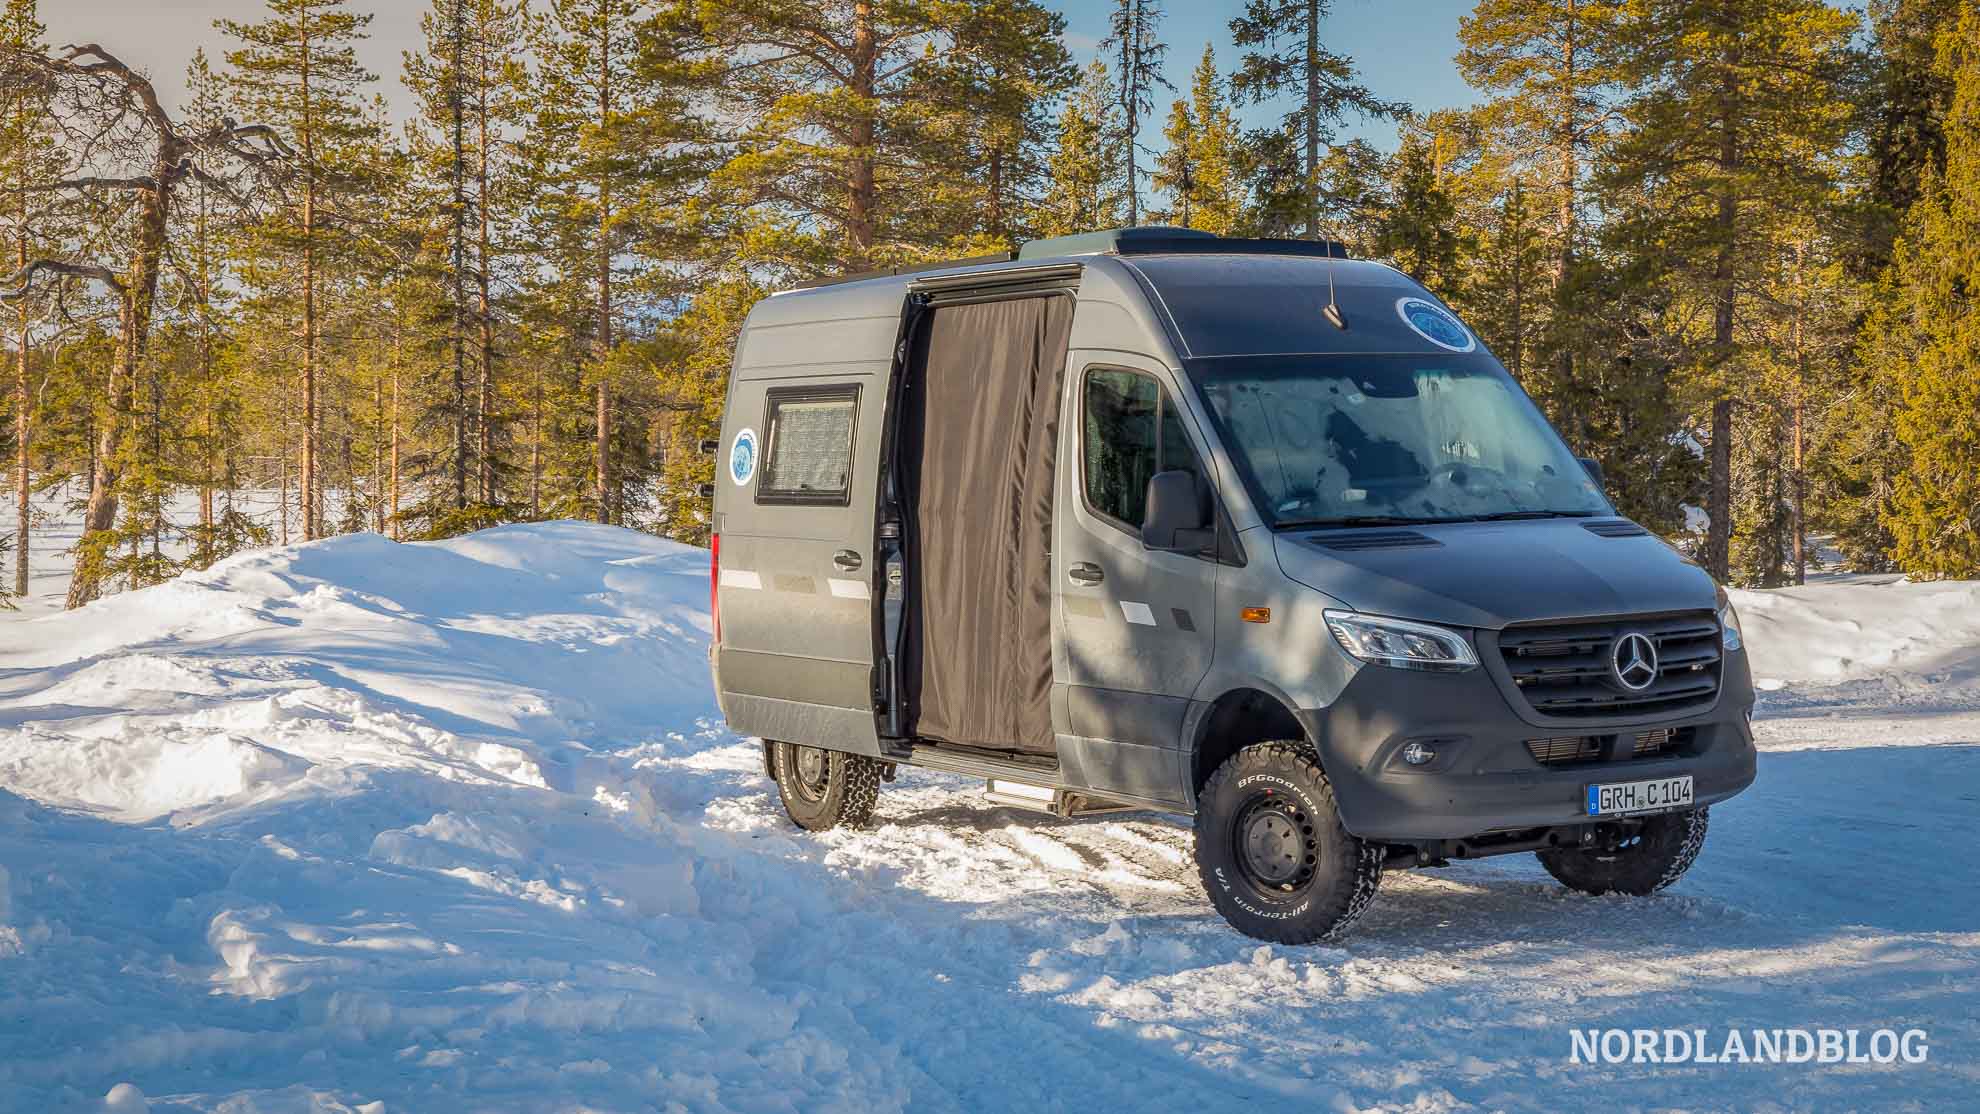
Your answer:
[1119,601,1157,626]
[827,577,870,599]
[719,569,762,590]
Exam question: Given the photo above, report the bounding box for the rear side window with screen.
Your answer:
[758,385,858,505]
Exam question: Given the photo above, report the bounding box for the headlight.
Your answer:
[1324,609,1477,671]
[1716,590,1744,652]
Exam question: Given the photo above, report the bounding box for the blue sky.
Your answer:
[1044,0,1483,150]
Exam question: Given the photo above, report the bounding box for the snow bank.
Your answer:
[1,522,1974,1112]
[1731,577,1980,692]
[0,523,711,821]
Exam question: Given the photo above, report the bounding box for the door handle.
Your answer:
[1067,561,1104,586]
[832,549,863,572]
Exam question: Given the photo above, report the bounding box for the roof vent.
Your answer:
[1581,520,1651,538]
[1311,530,1442,552]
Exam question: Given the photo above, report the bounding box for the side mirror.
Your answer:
[1141,470,1212,551]
[1577,456,1606,490]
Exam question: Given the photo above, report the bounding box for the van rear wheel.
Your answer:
[770,741,882,831]
[1193,741,1383,943]
[1537,807,1709,896]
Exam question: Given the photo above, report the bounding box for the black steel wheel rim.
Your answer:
[1231,790,1319,896]
[790,745,831,803]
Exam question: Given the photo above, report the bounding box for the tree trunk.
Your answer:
[475,26,495,506]
[1305,0,1319,239]
[389,365,402,540]
[66,149,167,608]
[593,14,614,524]
[848,0,877,267]
[530,366,542,518]
[299,13,319,541]
[451,0,470,512]
[1551,2,1579,441]
[1703,93,1740,584]
[12,204,27,599]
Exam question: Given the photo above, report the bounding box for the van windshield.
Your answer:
[1189,354,1612,528]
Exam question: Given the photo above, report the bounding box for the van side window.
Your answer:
[1082,368,1202,530]
[758,385,859,505]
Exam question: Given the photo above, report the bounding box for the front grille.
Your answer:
[1526,735,1603,764]
[1499,611,1722,719]
[1525,727,1698,767]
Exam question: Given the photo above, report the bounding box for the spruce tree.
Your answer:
[1373,131,1469,295]
[1101,0,1171,226]
[1861,7,1980,579]
[1039,61,1126,237]
[1154,45,1246,234]
[1230,0,1405,238]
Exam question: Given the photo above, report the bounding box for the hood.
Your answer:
[1273,519,1717,630]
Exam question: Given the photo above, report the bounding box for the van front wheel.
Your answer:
[1193,741,1383,943]
[770,741,882,831]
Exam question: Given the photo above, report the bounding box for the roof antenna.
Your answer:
[1321,225,1347,331]
[1323,251,1347,331]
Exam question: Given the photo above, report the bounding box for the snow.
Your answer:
[1,506,1976,1111]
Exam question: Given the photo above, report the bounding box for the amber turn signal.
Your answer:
[1240,607,1271,624]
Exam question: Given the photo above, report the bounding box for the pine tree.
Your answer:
[1859,6,1980,579]
[220,0,377,541]
[917,0,1074,249]
[1458,0,1622,439]
[0,0,59,599]
[1602,0,1858,582]
[1230,0,1405,239]
[405,0,530,515]
[1039,61,1126,237]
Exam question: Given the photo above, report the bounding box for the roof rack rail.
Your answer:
[785,251,1019,292]
[1017,226,1350,260]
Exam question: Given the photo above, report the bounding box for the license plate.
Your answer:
[1586,775,1694,817]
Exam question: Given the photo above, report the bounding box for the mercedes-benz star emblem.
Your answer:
[1611,632,1659,692]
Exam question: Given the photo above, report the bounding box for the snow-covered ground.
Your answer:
[1,506,1975,1111]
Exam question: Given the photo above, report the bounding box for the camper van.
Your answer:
[707,228,1756,943]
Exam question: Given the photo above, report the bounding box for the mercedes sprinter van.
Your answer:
[707,227,1755,942]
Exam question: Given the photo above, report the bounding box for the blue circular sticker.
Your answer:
[1396,297,1476,353]
[729,428,758,486]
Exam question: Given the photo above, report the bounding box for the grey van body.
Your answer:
[709,234,1756,850]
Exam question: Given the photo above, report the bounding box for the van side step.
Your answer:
[896,742,1059,783]
[984,779,1145,819]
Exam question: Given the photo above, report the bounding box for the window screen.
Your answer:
[758,386,858,504]
[1082,369,1201,529]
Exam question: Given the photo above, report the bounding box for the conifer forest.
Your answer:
[3,0,1977,610]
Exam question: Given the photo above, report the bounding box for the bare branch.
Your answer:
[0,259,125,300]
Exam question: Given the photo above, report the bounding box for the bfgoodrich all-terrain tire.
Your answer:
[770,741,883,832]
[1193,741,1383,944]
[1537,807,1710,896]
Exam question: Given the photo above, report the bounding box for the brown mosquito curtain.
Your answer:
[900,293,1074,755]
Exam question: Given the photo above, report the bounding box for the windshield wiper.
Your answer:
[1468,510,1598,521]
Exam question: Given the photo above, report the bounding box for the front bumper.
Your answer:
[1296,650,1757,842]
